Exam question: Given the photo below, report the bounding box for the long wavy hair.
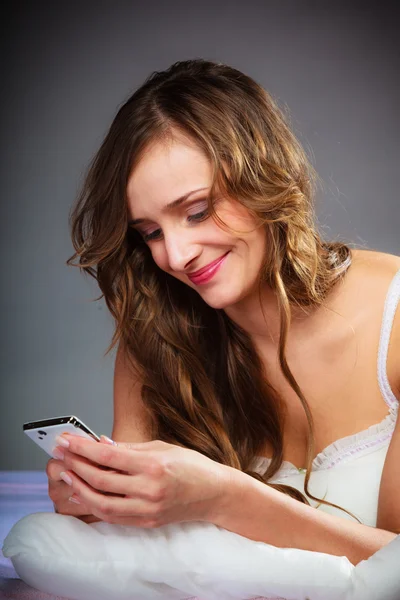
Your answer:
[67,59,358,519]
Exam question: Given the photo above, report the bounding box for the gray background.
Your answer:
[1,1,399,470]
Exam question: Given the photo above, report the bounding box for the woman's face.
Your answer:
[126,132,267,310]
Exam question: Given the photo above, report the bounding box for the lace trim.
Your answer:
[252,404,398,479]
[377,268,400,410]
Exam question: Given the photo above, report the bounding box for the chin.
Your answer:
[198,285,245,310]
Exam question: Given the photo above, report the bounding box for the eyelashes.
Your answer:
[141,207,210,243]
[142,230,161,242]
[187,208,209,223]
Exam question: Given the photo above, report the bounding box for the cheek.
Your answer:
[252,232,267,268]
[254,228,267,252]
[240,230,267,277]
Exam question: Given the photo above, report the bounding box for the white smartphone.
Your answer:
[23,415,101,457]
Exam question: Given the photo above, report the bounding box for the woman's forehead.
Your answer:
[126,139,212,216]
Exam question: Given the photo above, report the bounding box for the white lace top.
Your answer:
[250,268,400,527]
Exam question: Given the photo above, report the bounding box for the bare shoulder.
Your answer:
[344,248,400,301]
[348,248,400,397]
[328,248,400,316]
[350,247,400,275]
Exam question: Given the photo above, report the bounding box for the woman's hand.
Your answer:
[46,455,102,523]
[46,436,119,524]
[52,434,231,528]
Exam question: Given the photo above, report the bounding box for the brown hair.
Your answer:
[67,59,359,520]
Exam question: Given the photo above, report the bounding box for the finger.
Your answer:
[99,435,116,445]
[114,440,166,451]
[59,470,162,519]
[47,458,67,482]
[62,450,158,500]
[55,497,91,516]
[60,434,158,474]
[47,459,92,511]
[50,480,91,515]
[53,445,120,474]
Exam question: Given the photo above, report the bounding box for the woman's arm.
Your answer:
[212,467,397,566]
[111,341,155,443]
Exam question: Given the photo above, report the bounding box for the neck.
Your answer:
[223,283,316,348]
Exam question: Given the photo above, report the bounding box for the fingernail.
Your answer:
[55,435,70,448]
[60,471,72,485]
[52,447,65,460]
[100,435,115,445]
[68,495,81,504]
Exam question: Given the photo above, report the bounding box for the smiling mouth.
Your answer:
[188,253,229,277]
[187,252,230,284]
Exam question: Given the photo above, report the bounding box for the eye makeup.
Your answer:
[131,199,211,243]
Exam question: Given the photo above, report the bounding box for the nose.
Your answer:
[163,228,201,273]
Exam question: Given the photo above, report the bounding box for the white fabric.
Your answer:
[3,512,400,600]
[3,269,400,599]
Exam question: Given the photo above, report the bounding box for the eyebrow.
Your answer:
[128,187,209,226]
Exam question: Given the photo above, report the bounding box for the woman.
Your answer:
[47,59,400,566]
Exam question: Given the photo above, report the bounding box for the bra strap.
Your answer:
[377,268,400,410]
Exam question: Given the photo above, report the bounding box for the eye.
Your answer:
[142,228,162,242]
[141,205,210,243]
[187,207,209,223]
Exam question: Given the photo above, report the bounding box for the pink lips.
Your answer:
[188,252,230,285]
